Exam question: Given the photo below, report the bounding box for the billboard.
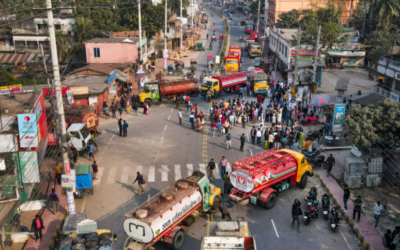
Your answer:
[19,151,40,183]
[333,104,346,132]
[291,50,320,60]
[17,114,38,148]
[0,84,22,95]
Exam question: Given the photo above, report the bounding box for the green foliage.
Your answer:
[15,77,50,86]
[68,16,98,60]
[373,0,400,24]
[276,9,302,28]
[344,99,400,151]
[0,65,16,87]
[320,22,344,48]
[55,31,70,63]
[350,4,365,31]
[167,0,190,14]
[248,0,264,14]
[365,24,400,61]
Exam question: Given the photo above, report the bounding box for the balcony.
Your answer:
[388,58,400,71]
[12,28,48,36]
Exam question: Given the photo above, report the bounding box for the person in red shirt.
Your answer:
[31,214,44,243]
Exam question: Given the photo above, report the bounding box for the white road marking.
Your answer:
[168,115,171,120]
[121,166,129,183]
[214,163,221,179]
[226,163,232,173]
[161,165,169,181]
[107,167,117,184]
[175,165,181,180]
[93,167,104,185]
[271,219,280,238]
[339,229,352,250]
[148,166,155,182]
[161,136,164,143]
[187,164,193,176]
[199,163,207,175]
[164,125,167,131]
[80,196,86,214]
[250,149,253,156]
[171,107,173,112]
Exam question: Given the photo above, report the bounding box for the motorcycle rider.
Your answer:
[312,137,318,152]
[292,199,302,233]
[209,43,212,49]
[207,34,209,39]
[369,71,373,79]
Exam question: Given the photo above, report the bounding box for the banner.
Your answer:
[19,151,40,183]
[0,84,22,95]
[291,50,320,60]
[17,114,38,148]
[333,104,346,132]
[67,89,74,104]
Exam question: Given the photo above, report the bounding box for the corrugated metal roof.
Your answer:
[0,53,51,64]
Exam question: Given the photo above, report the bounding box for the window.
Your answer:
[15,41,25,47]
[55,24,61,30]
[94,48,100,58]
[37,24,47,30]
[395,80,400,91]
[39,41,48,47]
[69,132,80,139]
[167,27,170,33]
[27,41,36,47]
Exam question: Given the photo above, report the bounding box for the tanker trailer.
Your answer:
[123,171,221,250]
[138,78,199,106]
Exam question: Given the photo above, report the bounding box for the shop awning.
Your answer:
[0,53,51,65]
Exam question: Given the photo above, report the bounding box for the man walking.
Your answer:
[54,163,62,185]
[240,133,246,151]
[31,214,44,243]
[133,102,138,116]
[220,156,228,178]
[343,184,350,212]
[219,199,232,220]
[242,113,247,128]
[374,201,383,228]
[133,172,145,195]
[352,196,363,222]
[178,109,183,125]
[207,159,216,182]
[88,142,95,161]
[224,133,232,150]
[238,87,243,99]
[292,199,302,233]
[250,126,257,145]
[118,118,123,136]
[123,120,129,137]
[118,105,123,118]
[324,121,331,136]
[48,188,59,215]
[92,161,99,180]
[189,113,195,129]
[256,128,262,145]
[274,132,281,149]
[326,154,335,177]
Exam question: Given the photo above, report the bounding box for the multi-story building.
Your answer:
[376,56,400,102]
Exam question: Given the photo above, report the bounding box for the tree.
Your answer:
[68,16,98,60]
[365,24,400,61]
[0,65,16,87]
[373,0,400,23]
[344,99,400,151]
[167,0,189,14]
[276,9,302,28]
[248,0,264,14]
[350,4,365,31]
[321,22,344,48]
[55,31,70,62]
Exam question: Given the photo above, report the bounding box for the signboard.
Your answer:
[77,219,97,234]
[69,87,88,95]
[230,170,254,192]
[17,114,38,148]
[82,113,99,129]
[65,162,71,175]
[123,218,154,243]
[0,84,22,95]
[342,42,360,50]
[287,72,293,84]
[390,92,400,102]
[19,151,40,183]
[88,96,98,105]
[215,55,220,64]
[0,134,18,153]
[62,169,76,191]
[108,71,117,84]
[66,89,74,104]
[109,82,117,95]
[291,50,320,60]
[332,104,346,132]
[163,49,169,59]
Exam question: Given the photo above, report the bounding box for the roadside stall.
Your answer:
[74,164,94,198]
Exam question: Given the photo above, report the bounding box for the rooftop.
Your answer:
[271,28,298,41]
[85,37,140,44]
[68,63,131,76]
[61,75,109,94]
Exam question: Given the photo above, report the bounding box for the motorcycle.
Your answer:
[304,199,319,225]
[304,187,318,208]
[306,129,321,141]
[209,44,213,50]
[302,150,326,168]
[369,74,374,80]
[213,35,216,41]
[330,206,341,232]
[321,194,331,220]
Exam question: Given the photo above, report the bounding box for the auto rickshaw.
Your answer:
[175,60,185,69]
[190,58,197,69]
[207,55,215,69]
[254,58,261,67]
[197,42,205,51]
[168,64,174,75]
[245,38,255,52]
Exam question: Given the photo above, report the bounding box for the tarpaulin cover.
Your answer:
[76,170,92,190]
[75,165,90,176]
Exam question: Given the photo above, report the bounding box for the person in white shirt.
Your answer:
[256,128,262,145]
[374,201,383,228]
[178,110,183,125]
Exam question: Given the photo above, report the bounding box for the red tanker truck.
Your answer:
[200,72,247,98]
[138,78,198,106]
[229,149,313,208]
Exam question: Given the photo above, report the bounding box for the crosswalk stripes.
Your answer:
[214,163,221,179]
[161,165,168,181]
[107,167,116,184]
[121,166,129,183]
[148,166,155,182]
[174,165,181,181]
[93,167,104,185]
[199,163,207,175]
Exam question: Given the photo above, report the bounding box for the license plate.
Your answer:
[304,216,308,219]
[331,224,336,228]
[323,211,328,214]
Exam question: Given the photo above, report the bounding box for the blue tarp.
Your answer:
[76,169,92,190]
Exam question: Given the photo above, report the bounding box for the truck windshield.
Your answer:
[255,80,267,85]
[246,25,253,30]
[226,59,237,64]
[251,45,261,50]
[202,81,213,87]
[80,127,90,139]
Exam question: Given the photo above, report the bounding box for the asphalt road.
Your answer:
[72,6,363,250]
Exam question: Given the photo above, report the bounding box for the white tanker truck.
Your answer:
[123,171,221,250]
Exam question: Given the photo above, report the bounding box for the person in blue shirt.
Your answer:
[133,102,138,116]
[324,122,331,136]
[88,142,95,161]
[217,121,223,136]
[122,120,129,137]
[224,133,232,150]
[48,188,59,215]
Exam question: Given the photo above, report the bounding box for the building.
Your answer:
[267,0,359,24]
[85,37,148,65]
[158,14,182,51]
[375,56,400,102]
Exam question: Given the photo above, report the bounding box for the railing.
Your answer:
[12,28,48,35]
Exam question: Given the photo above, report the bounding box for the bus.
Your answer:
[245,21,255,34]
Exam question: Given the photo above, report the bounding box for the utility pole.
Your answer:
[138,0,143,67]
[293,26,302,86]
[313,25,321,91]
[180,0,183,49]
[256,0,261,33]
[45,0,74,213]
[164,0,167,69]
[361,0,366,37]
[262,0,268,55]
[191,0,194,27]
[273,28,280,81]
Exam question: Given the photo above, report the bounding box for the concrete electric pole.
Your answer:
[164,0,168,69]
[180,0,183,49]
[262,0,268,55]
[191,0,194,27]
[293,26,302,86]
[45,0,74,213]
[256,0,261,33]
[313,25,321,92]
[138,0,143,67]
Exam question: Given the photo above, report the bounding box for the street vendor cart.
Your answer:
[196,42,205,51]
[190,58,197,69]
[75,164,94,198]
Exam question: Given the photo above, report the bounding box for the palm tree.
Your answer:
[373,0,400,24]
[167,0,189,15]
[55,31,70,62]
[68,16,98,60]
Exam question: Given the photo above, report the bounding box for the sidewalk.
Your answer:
[23,160,67,250]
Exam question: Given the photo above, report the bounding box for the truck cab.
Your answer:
[201,78,220,97]
[249,43,261,58]
[67,123,91,151]
[138,83,160,105]
[250,68,269,95]
[225,52,240,71]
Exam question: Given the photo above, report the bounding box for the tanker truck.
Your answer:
[123,171,221,250]
[229,149,313,208]
[138,78,198,107]
[200,71,247,99]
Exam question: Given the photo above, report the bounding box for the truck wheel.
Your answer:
[145,99,152,107]
[266,193,277,209]
[172,230,184,250]
[297,174,308,189]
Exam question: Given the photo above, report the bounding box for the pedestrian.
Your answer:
[118,118,123,136]
[31,214,44,243]
[220,156,228,178]
[268,132,274,149]
[88,142,95,161]
[383,229,392,250]
[118,105,123,118]
[92,161,99,180]
[219,199,232,220]
[111,102,116,118]
[223,172,230,196]
[207,159,216,182]
[70,145,78,163]
[352,195,363,222]
[48,188,59,215]
[133,171,146,195]
[123,120,129,137]
[292,199,302,233]
[178,109,183,125]
[133,102,138,116]
[324,121,331,136]
[391,227,400,250]
[104,106,110,119]
[274,132,281,149]
[326,154,335,177]
[54,163,62,185]
[240,133,246,151]
[189,112,195,129]
[242,113,247,128]
[343,184,350,212]
[256,128,262,145]
[250,126,257,145]
[238,87,243,99]
[374,201,383,228]
[225,133,232,150]
[187,99,192,112]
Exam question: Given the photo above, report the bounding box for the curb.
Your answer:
[321,146,352,151]
[47,207,68,250]
[316,174,374,250]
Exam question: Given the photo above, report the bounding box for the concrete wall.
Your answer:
[85,42,144,64]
